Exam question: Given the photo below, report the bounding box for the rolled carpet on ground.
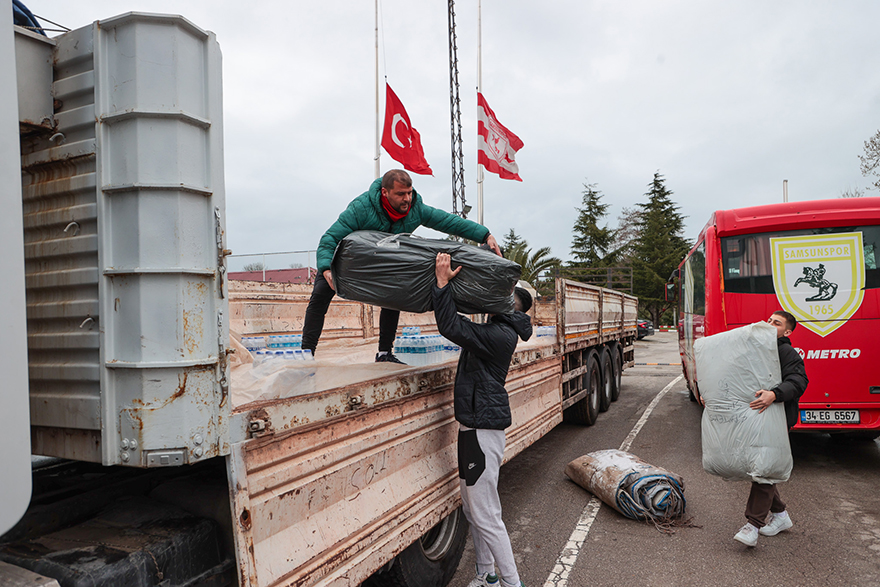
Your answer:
[565,449,686,522]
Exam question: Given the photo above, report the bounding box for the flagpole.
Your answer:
[375,0,381,179]
[476,0,484,226]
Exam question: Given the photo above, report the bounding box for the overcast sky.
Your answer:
[28,0,880,270]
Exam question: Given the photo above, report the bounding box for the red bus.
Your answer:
[673,197,880,438]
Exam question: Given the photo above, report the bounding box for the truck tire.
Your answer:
[599,348,613,412]
[610,345,622,402]
[367,507,468,587]
[564,353,600,426]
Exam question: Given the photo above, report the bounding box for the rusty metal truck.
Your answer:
[1,8,637,587]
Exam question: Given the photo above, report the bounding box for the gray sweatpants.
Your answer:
[458,426,520,586]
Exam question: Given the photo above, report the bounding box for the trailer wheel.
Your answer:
[599,349,613,412]
[367,507,468,587]
[564,353,600,426]
[610,345,622,402]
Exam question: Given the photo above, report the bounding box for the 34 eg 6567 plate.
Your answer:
[800,410,860,424]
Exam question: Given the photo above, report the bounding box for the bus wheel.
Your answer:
[599,348,614,412]
[610,344,622,402]
[564,353,600,426]
[685,375,697,402]
[367,507,468,587]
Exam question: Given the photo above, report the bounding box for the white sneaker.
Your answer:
[734,523,758,547]
[467,572,499,587]
[759,511,793,536]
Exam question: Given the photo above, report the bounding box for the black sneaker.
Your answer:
[375,352,406,365]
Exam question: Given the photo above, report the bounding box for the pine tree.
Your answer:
[502,228,526,255]
[570,182,615,266]
[631,172,691,325]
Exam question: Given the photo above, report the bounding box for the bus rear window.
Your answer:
[721,226,880,294]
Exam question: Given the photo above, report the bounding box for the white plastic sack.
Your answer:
[695,321,792,484]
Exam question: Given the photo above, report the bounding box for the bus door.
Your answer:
[680,241,706,395]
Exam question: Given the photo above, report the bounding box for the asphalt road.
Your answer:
[450,330,880,587]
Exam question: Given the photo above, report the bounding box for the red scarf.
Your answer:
[381,195,409,222]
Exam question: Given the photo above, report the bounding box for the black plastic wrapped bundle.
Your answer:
[331,231,521,314]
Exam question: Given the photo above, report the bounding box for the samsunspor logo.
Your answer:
[795,347,861,359]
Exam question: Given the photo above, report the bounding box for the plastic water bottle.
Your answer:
[293,349,303,360]
[293,334,302,349]
[424,335,433,365]
[407,336,418,366]
[243,336,267,352]
[419,336,430,367]
[428,335,440,364]
[302,349,314,361]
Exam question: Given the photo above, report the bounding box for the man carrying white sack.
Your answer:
[721,310,808,546]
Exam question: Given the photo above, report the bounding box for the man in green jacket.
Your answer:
[303,169,502,363]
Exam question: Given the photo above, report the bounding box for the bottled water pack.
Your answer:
[253,348,314,366]
[394,334,460,367]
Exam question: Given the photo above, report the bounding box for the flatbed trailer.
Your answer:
[1,10,637,586]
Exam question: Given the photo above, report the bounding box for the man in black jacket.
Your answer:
[432,252,531,587]
[734,310,809,547]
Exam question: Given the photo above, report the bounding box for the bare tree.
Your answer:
[840,186,865,198]
[243,262,265,272]
[859,130,880,191]
[606,205,642,265]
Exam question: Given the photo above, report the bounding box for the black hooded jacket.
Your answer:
[773,336,809,429]
[432,283,533,430]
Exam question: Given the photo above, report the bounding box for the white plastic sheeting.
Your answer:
[565,449,686,522]
[695,322,792,484]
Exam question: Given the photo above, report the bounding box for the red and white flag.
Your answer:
[477,92,524,181]
[381,83,433,175]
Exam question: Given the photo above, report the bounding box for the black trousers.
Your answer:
[301,271,400,353]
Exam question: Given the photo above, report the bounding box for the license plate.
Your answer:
[800,409,860,424]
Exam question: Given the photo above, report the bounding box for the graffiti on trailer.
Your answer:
[793,264,839,302]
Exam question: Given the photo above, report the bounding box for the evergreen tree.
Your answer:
[570,182,615,266]
[502,228,526,255]
[631,172,691,325]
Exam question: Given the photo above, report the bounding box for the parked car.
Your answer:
[637,319,654,339]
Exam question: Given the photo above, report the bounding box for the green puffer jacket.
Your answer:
[316,178,491,273]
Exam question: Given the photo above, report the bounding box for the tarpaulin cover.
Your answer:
[565,449,686,522]
[331,231,521,315]
[695,321,792,484]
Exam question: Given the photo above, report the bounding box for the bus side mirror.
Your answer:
[665,281,678,302]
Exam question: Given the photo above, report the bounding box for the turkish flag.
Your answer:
[477,92,523,181]
[382,83,433,175]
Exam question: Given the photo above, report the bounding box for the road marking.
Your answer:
[542,374,684,587]
[634,362,681,366]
